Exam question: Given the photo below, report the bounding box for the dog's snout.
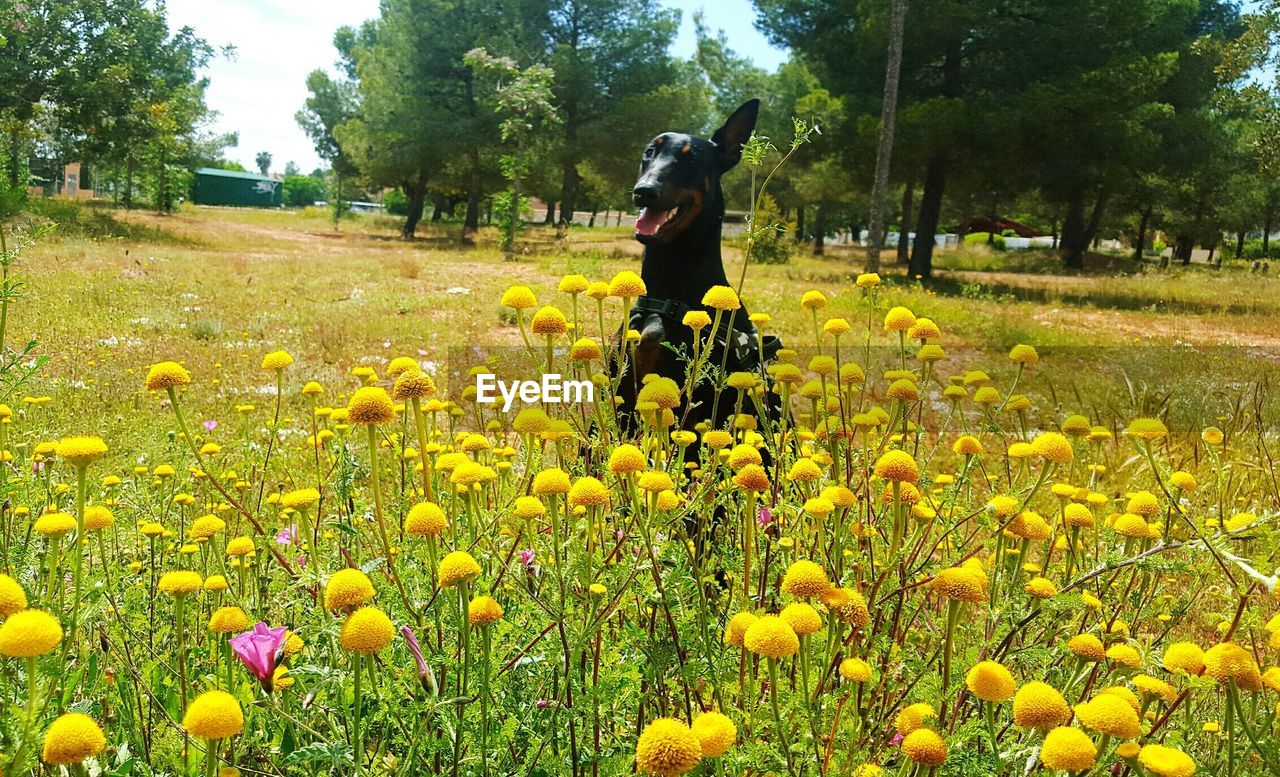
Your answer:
[633,183,660,207]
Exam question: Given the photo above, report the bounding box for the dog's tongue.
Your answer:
[635,207,670,236]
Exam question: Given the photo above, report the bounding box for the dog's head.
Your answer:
[632,99,759,245]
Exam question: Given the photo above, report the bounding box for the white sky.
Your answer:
[164,0,787,173]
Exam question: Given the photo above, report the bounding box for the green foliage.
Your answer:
[282,175,326,208]
[382,189,408,216]
[964,232,1006,250]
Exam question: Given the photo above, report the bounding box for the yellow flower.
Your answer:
[952,435,984,456]
[226,536,255,557]
[1138,744,1196,777]
[56,436,108,466]
[158,570,202,597]
[965,660,1016,702]
[468,595,504,626]
[781,560,831,598]
[732,464,770,492]
[387,356,420,378]
[405,502,448,537]
[608,444,647,474]
[183,690,244,739]
[856,272,880,288]
[324,568,375,611]
[1203,642,1262,691]
[779,602,822,635]
[531,305,569,335]
[895,703,936,735]
[635,717,701,776]
[636,377,681,409]
[1008,344,1039,364]
[438,551,482,588]
[393,370,436,401]
[190,515,226,541]
[532,467,572,495]
[1039,726,1096,772]
[41,712,106,765]
[691,711,736,757]
[1201,426,1224,445]
[145,361,191,391]
[822,587,871,627]
[347,387,396,425]
[637,471,674,493]
[568,477,610,508]
[83,506,115,531]
[340,606,395,653]
[33,512,76,537]
[681,310,712,330]
[1067,634,1106,662]
[0,574,28,617]
[1158,641,1206,677]
[261,350,294,371]
[1105,643,1141,669]
[840,657,873,682]
[823,318,852,337]
[874,450,919,483]
[1125,417,1169,441]
[0,609,62,656]
[743,615,799,659]
[931,567,988,603]
[569,338,602,361]
[1031,432,1074,464]
[883,306,916,332]
[800,289,827,309]
[209,606,249,634]
[901,728,947,766]
[724,612,758,647]
[1133,674,1177,704]
[608,271,647,298]
[1169,471,1197,491]
[558,274,589,294]
[701,285,740,311]
[205,575,229,592]
[1025,577,1058,599]
[1013,681,1069,730]
[500,285,537,309]
[1074,693,1140,738]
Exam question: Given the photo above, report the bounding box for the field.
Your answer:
[0,203,1278,777]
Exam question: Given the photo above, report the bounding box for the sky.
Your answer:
[165,0,788,174]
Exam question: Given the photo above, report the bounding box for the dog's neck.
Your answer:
[639,212,730,310]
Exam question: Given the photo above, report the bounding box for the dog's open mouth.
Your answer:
[634,197,699,242]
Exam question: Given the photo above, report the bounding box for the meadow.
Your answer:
[0,203,1278,776]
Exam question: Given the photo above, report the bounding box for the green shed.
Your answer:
[191,167,283,207]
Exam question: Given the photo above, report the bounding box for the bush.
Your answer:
[963,232,1006,250]
[383,189,409,216]
[746,194,795,265]
[282,175,326,208]
[1241,238,1280,260]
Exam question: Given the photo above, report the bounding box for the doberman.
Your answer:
[615,99,783,436]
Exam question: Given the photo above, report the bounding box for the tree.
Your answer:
[865,0,907,273]
[298,57,360,230]
[543,0,683,224]
[465,48,559,258]
[255,151,272,176]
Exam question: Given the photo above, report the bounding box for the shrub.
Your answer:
[1241,238,1280,260]
[383,189,409,216]
[963,232,1006,250]
[282,175,326,208]
[746,194,795,265]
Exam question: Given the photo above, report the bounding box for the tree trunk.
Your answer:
[559,161,579,225]
[463,146,482,243]
[1083,189,1108,250]
[1060,188,1087,269]
[7,127,19,190]
[1263,204,1274,259]
[543,200,556,225]
[402,177,428,238]
[865,0,909,273]
[794,204,805,243]
[1235,229,1246,260]
[431,197,443,223]
[1133,207,1151,260]
[588,205,598,228]
[897,178,914,264]
[813,202,828,255]
[909,152,947,279]
[124,156,136,210]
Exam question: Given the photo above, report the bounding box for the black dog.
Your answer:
[615,99,781,435]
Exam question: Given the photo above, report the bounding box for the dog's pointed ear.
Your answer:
[711,99,760,171]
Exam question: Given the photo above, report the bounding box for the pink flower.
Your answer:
[400,625,436,693]
[202,419,218,432]
[276,525,298,546]
[231,622,288,691]
[757,506,773,528]
[518,549,535,568]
